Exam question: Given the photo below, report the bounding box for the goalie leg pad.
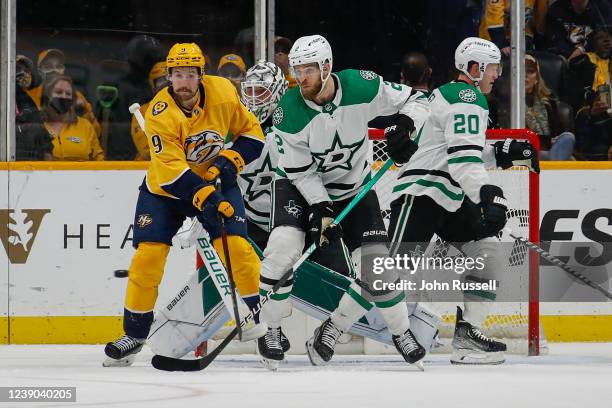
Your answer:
[212,235,260,298]
[125,242,170,312]
[260,225,305,326]
[407,303,442,353]
[460,237,505,327]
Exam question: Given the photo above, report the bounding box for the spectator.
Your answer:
[546,0,612,60]
[130,61,169,161]
[574,29,612,159]
[525,54,576,160]
[400,52,432,94]
[15,55,53,161]
[480,0,548,55]
[275,36,297,88]
[217,53,246,92]
[27,48,101,137]
[41,75,104,161]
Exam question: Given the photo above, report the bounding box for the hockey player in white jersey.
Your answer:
[256,34,430,369]
[388,37,539,364]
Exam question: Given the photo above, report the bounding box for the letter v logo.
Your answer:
[0,209,50,264]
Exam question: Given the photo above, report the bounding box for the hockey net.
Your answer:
[368,128,544,355]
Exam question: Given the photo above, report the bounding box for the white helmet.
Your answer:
[289,35,333,94]
[455,37,502,84]
[241,60,288,123]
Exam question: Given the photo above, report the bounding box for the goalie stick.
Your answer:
[504,227,612,300]
[150,159,396,371]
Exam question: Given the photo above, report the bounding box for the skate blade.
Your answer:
[305,339,329,366]
[413,360,425,371]
[259,356,280,371]
[450,349,505,365]
[103,354,136,367]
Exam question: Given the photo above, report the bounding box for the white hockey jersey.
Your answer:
[238,125,280,232]
[272,69,429,205]
[392,81,497,212]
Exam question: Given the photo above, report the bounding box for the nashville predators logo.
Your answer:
[136,214,153,228]
[152,101,168,116]
[184,130,224,165]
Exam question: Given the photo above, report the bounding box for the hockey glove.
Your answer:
[193,183,235,219]
[478,184,508,237]
[384,114,418,164]
[203,149,246,189]
[308,202,343,248]
[493,139,539,173]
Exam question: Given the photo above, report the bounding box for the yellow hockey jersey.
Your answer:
[144,75,264,201]
[479,0,547,41]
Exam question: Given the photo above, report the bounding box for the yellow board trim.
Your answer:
[2,315,612,344]
[0,161,611,172]
[0,161,149,171]
[0,317,8,344]
[541,161,612,170]
[5,316,123,344]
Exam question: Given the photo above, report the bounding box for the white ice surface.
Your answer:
[0,343,611,408]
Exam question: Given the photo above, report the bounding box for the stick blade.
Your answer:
[151,354,202,372]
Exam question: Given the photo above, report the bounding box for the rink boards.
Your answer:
[0,161,611,344]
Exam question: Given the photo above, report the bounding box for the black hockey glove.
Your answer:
[203,149,246,190]
[384,115,418,164]
[493,138,540,173]
[308,202,343,248]
[478,184,508,237]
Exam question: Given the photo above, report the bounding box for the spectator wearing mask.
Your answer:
[217,53,246,92]
[130,61,170,160]
[15,55,53,161]
[546,0,612,60]
[41,75,104,161]
[525,55,576,160]
[27,48,101,137]
[274,36,297,88]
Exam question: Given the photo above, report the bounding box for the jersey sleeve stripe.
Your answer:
[397,169,461,188]
[448,156,484,164]
[283,160,315,174]
[393,179,465,201]
[447,145,484,154]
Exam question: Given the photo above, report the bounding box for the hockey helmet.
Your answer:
[166,43,205,72]
[455,37,502,84]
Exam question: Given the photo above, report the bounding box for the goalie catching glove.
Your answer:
[203,149,246,189]
[384,114,418,164]
[308,202,343,248]
[193,184,234,219]
[478,184,508,237]
[493,139,539,173]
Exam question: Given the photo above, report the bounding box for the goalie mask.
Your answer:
[241,61,288,123]
[455,37,502,86]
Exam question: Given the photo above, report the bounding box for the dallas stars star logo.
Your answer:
[312,131,364,173]
[239,154,275,201]
[284,200,303,219]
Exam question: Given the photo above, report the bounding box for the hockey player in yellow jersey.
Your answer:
[104,43,266,365]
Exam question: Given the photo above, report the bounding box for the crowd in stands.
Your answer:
[12,0,612,162]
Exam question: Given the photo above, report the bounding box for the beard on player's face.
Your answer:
[300,77,323,100]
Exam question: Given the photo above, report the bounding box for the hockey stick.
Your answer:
[216,180,244,341]
[151,159,396,371]
[504,227,612,300]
